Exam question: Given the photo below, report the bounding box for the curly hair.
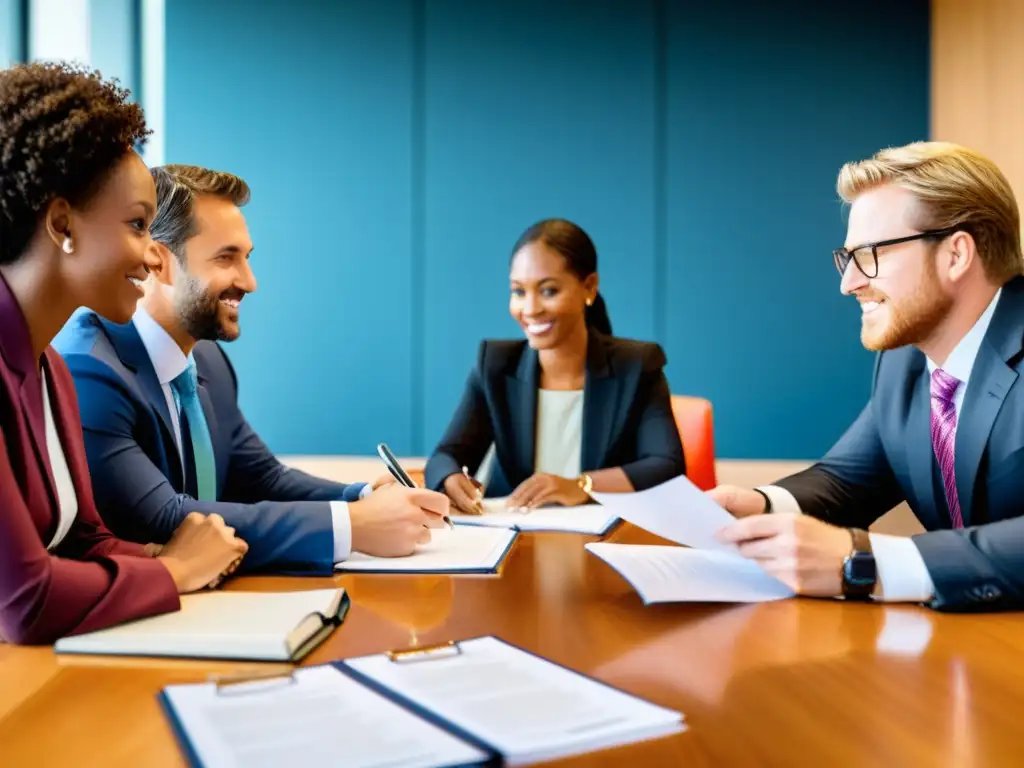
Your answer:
[0,61,150,265]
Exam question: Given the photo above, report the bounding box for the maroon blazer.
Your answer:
[0,275,179,644]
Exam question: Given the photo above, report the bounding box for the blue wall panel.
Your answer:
[0,0,25,67]
[166,0,417,454]
[421,0,659,449]
[163,0,929,459]
[90,0,136,96]
[664,0,930,458]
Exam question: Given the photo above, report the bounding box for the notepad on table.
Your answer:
[450,497,619,535]
[586,543,795,603]
[160,665,490,768]
[335,525,516,574]
[341,636,685,765]
[54,588,349,662]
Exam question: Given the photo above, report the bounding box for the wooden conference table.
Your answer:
[3,524,1024,767]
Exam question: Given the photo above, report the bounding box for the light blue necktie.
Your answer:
[171,358,217,501]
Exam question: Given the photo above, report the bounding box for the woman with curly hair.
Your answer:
[0,62,249,644]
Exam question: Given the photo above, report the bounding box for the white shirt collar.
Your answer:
[133,307,189,386]
[925,287,1002,382]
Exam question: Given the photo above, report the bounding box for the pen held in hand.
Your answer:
[377,442,454,528]
[462,465,484,514]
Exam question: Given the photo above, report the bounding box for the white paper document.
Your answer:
[343,636,685,766]
[450,498,618,535]
[591,474,736,550]
[161,666,488,768]
[336,525,516,573]
[54,589,346,661]
[586,543,795,603]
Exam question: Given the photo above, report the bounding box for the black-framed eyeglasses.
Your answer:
[833,227,959,279]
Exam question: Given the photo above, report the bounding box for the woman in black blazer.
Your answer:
[425,219,685,513]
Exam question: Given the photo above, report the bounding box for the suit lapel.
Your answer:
[104,320,184,484]
[20,373,58,515]
[906,363,941,526]
[42,351,92,511]
[0,274,58,511]
[507,347,539,479]
[582,333,619,472]
[955,285,1023,527]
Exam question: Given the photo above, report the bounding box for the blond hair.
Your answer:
[837,141,1023,283]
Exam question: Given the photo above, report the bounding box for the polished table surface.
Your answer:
[3,523,1024,767]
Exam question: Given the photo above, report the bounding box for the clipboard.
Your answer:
[158,636,683,768]
[157,651,498,768]
[336,636,685,763]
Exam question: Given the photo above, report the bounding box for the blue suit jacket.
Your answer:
[54,310,365,574]
[775,275,1024,612]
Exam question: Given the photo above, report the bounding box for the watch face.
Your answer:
[845,552,877,585]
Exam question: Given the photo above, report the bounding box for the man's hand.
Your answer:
[707,485,769,518]
[716,513,854,597]
[349,484,450,558]
[371,474,396,491]
[507,473,590,509]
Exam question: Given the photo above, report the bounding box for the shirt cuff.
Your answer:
[756,485,803,515]
[329,501,353,562]
[359,483,374,500]
[868,533,935,603]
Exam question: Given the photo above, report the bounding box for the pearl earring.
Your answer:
[61,235,74,254]
[586,298,593,307]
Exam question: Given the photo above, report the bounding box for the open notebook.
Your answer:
[54,589,349,662]
[451,497,619,535]
[336,526,516,574]
[159,635,684,768]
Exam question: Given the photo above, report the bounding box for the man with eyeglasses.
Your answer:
[709,141,1024,611]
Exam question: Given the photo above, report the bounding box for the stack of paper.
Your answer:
[343,636,685,765]
[161,666,489,768]
[587,475,795,604]
[451,497,618,535]
[160,636,684,767]
[586,543,795,603]
[336,525,516,574]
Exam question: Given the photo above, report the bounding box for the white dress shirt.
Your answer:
[42,370,79,551]
[758,288,1003,603]
[133,309,361,561]
[534,389,584,479]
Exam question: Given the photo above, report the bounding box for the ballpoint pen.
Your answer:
[377,442,454,528]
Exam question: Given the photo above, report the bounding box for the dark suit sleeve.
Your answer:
[0,424,179,645]
[771,352,904,528]
[65,355,336,574]
[424,342,495,491]
[772,402,905,528]
[211,346,365,504]
[618,345,685,490]
[912,521,1024,611]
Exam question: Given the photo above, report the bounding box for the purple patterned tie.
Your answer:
[930,368,964,529]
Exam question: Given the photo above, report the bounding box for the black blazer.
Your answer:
[425,331,685,496]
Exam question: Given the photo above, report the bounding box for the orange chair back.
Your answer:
[670,395,718,490]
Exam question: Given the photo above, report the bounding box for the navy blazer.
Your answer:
[425,331,685,496]
[776,275,1024,611]
[54,310,365,574]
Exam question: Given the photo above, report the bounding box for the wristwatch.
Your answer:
[577,473,594,496]
[842,528,876,600]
